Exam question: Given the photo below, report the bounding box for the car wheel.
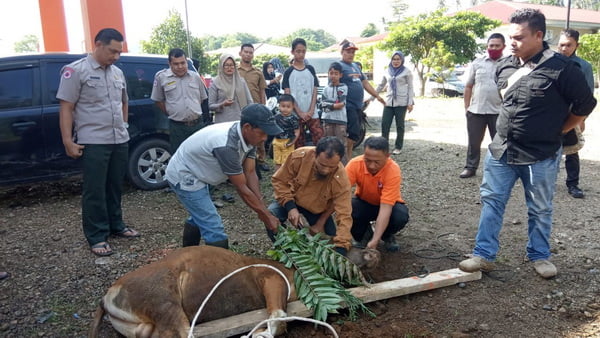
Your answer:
[443,89,461,97]
[431,88,443,97]
[127,138,171,190]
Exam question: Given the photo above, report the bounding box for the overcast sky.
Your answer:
[0,0,462,55]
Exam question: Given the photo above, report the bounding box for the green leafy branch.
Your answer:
[267,227,374,321]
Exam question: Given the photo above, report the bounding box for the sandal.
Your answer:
[112,227,140,238]
[222,194,235,203]
[90,242,113,257]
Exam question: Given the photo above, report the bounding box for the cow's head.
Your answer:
[347,247,381,270]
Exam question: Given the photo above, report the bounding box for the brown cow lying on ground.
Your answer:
[89,245,380,338]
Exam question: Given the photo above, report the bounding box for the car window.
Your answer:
[46,62,65,105]
[0,67,35,109]
[119,62,168,100]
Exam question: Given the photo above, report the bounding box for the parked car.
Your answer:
[425,70,465,97]
[0,53,191,190]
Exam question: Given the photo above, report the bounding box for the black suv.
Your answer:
[0,53,186,190]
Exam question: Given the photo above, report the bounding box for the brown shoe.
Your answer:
[459,256,494,272]
[459,169,475,178]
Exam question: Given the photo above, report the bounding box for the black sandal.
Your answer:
[112,227,140,238]
[90,242,113,256]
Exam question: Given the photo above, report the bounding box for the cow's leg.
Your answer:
[152,303,190,338]
[258,273,290,336]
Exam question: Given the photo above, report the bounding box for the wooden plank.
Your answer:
[194,268,481,337]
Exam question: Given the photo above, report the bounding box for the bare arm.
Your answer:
[463,83,474,111]
[362,79,385,105]
[59,100,85,158]
[308,86,317,118]
[228,158,279,231]
[367,203,393,250]
[309,202,334,235]
[155,101,167,115]
[562,113,587,135]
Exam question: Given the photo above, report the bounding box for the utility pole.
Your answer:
[184,0,192,58]
[566,0,572,29]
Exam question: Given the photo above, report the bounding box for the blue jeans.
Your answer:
[473,150,561,262]
[169,182,226,243]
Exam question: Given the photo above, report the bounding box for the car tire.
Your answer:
[127,138,171,190]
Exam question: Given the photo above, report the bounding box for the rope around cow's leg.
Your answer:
[241,316,339,338]
[187,264,292,338]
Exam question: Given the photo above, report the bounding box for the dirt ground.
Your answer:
[1,97,599,337]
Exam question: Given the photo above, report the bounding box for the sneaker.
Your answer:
[384,236,400,252]
[567,185,584,198]
[533,259,557,279]
[458,256,494,272]
[392,148,401,155]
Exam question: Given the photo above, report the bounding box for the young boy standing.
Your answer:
[273,94,300,171]
[320,62,349,164]
[282,38,323,147]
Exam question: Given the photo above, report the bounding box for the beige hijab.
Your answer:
[214,54,250,108]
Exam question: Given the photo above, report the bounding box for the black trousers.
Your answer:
[346,107,360,142]
[465,112,497,170]
[351,197,409,241]
[565,152,580,187]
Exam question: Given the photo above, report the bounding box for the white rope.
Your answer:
[241,316,339,338]
[187,264,292,338]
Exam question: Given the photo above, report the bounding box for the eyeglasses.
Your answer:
[223,64,235,68]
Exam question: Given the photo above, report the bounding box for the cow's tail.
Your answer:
[88,299,105,338]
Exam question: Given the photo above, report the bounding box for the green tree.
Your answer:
[390,0,409,22]
[380,9,500,96]
[275,29,337,51]
[14,34,39,53]
[232,33,260,45]
[202,35,226,51]
[140,10,208,74]
[578,33,600,86]
[360,23,380,38]
[355,45,375,74]
[423,41,457,96]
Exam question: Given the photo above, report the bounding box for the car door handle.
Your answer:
[12,121,37,132]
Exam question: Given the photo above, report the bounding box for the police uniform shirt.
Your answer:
[56,55,129,144]
[151,68,207,122]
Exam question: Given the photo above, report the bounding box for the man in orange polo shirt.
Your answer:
[346,136,409,252]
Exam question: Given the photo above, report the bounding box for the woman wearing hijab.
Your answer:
[263,61,282,99]
[370,51,414,154]
[209,54,253,123]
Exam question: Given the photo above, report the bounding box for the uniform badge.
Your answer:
[62,67,74,79]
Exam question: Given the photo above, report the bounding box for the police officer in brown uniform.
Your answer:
[58,28,140,257]
[151,48,209,153]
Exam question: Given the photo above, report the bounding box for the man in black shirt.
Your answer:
[458,8,596,279]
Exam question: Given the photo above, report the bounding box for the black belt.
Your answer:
[172,118,200,126]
